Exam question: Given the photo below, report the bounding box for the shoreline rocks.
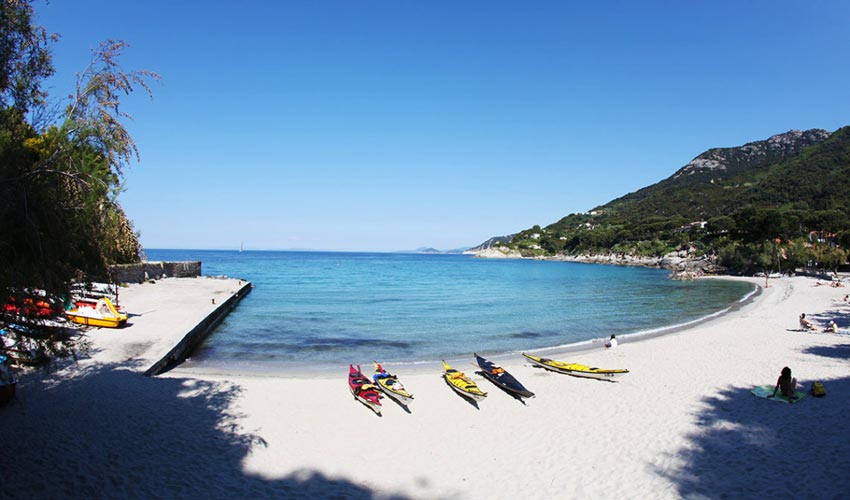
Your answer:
[465,248,725,278]
[464,246,523,259]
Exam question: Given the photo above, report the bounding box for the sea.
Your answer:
[144,249,755,371]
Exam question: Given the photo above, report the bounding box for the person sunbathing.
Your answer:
[768,366,799,403]
[799,313,815,331]
[823,320,838,334]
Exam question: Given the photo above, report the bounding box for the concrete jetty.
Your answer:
[83,277,252,375]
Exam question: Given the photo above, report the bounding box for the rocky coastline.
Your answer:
[464,247,724,279]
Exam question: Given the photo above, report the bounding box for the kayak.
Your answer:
[373,362,414,406]
[348,364,382,414]
[442,360,487,402]
[522,353,629,381]
[474,354,534,398]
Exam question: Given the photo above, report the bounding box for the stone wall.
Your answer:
[109,261,202,284]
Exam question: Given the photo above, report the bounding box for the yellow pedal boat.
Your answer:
[66,297,128,328]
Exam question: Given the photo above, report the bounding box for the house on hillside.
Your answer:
[674,221,708,233]
[809,231,837,245]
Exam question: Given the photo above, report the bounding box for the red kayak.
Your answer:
[349,364,382,414]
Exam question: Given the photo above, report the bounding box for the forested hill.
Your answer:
[473,126,850,274]
[602,128,832,222]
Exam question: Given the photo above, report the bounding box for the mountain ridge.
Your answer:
[469,126,850,274]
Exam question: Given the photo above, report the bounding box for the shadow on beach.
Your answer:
[658,341,850,499]
[802,342,850,360]
[0,361,410,500]
[809,309,849,329]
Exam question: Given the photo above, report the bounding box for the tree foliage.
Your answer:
[0,0,55,115]
[0,0,158,297]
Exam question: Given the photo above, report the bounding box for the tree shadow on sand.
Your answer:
[0,361,410,500]
[802,341,850,360]
[656,343,850,499]
[808,309,849,330]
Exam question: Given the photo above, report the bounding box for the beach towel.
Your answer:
[751,385,806,403]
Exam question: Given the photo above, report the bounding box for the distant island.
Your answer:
[400,247,470,255]
[467,127,850,277]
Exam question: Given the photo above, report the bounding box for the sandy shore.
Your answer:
[2,275,849,499]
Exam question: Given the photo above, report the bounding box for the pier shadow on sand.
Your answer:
[657,341,850,499]
[0,359,411,500]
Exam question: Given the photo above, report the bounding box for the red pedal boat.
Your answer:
[348,364,382,415]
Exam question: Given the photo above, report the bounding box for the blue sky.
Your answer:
[35,1,850,251]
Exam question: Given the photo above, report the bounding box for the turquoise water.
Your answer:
[145,250,754,369]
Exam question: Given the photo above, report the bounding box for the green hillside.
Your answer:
[489,127,850,274]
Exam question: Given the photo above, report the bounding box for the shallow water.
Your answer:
[145,250,754,369]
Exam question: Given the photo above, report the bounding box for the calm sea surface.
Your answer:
[145,250,754,370]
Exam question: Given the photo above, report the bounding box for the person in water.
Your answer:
[768,366,799,402]
[605,334,618,349]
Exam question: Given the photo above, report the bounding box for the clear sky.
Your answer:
[34,1,850,252]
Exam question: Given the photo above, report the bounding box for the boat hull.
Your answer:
[67,314,127,328]
[442,360,487,402]
[348,365,382,414]
[376,378,414,406]
[350,385,383,414]
[479,370,535,398]
[523,353,628,381]
[475,354,535,398]
[445,377,487,402]
[66,297,127,328]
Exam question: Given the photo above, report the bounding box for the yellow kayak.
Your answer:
[522,353,628,381]
[373,362,414,406]
[442,360,487,402]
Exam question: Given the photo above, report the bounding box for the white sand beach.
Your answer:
[2,275,849,499]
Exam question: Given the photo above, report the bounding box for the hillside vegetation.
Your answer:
[480,127,850,274]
